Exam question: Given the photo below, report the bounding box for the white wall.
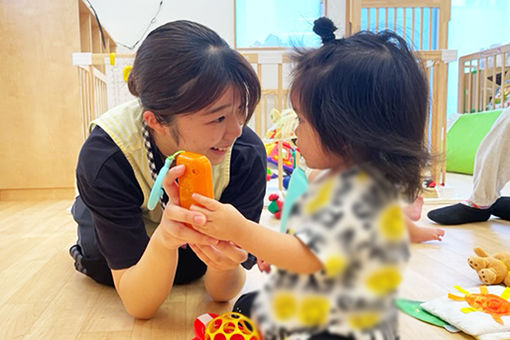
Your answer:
[86,0,346,52]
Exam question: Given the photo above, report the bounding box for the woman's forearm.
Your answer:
[112,228,179,319]
[204,265,246,302]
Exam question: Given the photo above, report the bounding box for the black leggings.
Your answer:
[233,292,354,340]
[69,196,206,287]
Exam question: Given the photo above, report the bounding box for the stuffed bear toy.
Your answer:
[468,247,510,286]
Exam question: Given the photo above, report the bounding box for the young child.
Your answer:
[309,170,445,243]
[190,17,429,339]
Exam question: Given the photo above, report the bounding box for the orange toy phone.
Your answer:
[176,151,213,209]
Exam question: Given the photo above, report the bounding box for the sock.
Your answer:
[427,203,491,225]
[490,197,510,220]
[461,200,490,209]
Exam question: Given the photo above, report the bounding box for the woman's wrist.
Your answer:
[205,265,246,302]
[152,225,182,251]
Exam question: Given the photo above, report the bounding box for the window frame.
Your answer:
[233,0,328,50]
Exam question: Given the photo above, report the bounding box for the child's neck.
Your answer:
[313,162,352,182]
[330,158,352,174]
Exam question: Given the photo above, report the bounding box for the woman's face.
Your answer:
[155,87,245,165]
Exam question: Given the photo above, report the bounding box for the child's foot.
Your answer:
[409,225,445,243]
[427,201,491,225]
[403,195,424,221]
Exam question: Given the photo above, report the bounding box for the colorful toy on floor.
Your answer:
[265,141,295,174]
[265,108,298,140]
[423,179,436,188]
[268,193,283,219]
[421,285,510,338]
[264,108,301,193]
[449,285,510,325]
[192,312,262,340]
[266,168,277,182]
[468,247,510,286]
[395,298,457,331]
[193,313,218,340]
[282,175,291,189]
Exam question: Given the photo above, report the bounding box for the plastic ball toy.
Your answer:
[193,312,262,340]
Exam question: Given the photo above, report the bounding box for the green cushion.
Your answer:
[446,109,503,175]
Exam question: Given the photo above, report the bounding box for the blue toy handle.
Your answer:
[147,157,171,210]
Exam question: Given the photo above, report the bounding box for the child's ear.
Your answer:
[143,111,166,134]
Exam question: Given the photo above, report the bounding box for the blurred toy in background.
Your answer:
[265,108,298,140]
[266,168,277,182]
[265,141,295,174]
[487,81,510,111]
[267,193,283,219]
[192,312,262,340]
[263,108,303,194]
[282,175,291,189]
[423,179,437,188]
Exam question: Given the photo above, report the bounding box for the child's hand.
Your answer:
[189,193,247,242]
[257,258,271,273]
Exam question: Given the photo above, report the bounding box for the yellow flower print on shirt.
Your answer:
[298,296,330,327]
[305,177,335,215]
[348,312,381,330]
[378,204,405,241]
[271,293,330,327]
[324,254,347,278]
[355,171,369,183]
[365,266,402,295]
[272,292,297,321]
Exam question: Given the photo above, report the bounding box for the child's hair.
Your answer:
[290,17,429,201]
[128,20,260,125]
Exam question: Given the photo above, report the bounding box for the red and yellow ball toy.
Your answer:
[193,312,262,340]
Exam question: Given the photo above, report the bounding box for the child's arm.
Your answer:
[190,194,323,274]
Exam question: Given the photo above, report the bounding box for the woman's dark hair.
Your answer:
[291,17,429,201]
[128,20,260,125]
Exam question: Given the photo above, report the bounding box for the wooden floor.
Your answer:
[1,199,509,339]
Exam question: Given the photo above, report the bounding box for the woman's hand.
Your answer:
[159,167,247,271]
[189,193,247,241]
[155,165,218,250]
[189,241,248,271]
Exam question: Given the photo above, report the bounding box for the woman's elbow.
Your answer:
[124,303,159,320]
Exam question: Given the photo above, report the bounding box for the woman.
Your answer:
[69,20,266,319]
